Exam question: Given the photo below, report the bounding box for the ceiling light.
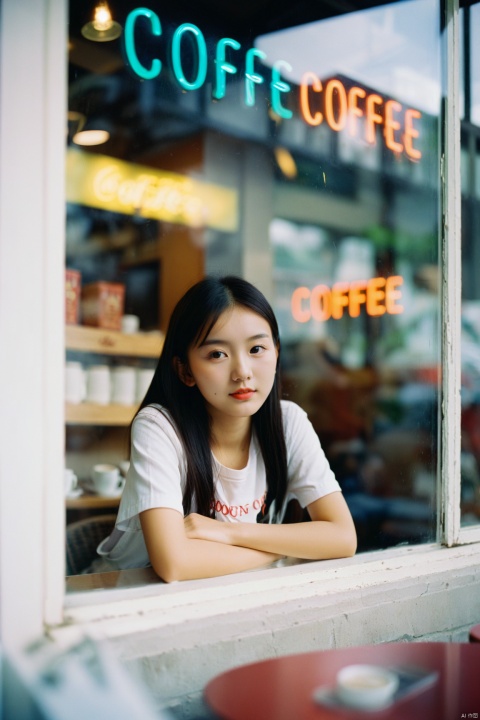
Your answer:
[274,147,298,179]
[67,110,86,141]
[81,2,122,42]
[73,129,110,146]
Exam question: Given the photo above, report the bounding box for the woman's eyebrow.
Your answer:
[201,333,270,347]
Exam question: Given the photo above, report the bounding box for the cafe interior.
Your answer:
[1,0,480,717]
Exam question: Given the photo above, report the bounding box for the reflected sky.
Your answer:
[256,0,440,115]
[471,6,480,123]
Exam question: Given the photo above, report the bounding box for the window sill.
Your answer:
[60,541,480,640]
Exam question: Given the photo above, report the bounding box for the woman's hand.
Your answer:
[184,513,233,545]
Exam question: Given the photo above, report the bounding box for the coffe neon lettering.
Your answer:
[124,8,422,158]
[291,276,404,323]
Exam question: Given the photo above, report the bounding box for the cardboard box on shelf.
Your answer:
[65,268,82,325]
[81,282,125,331]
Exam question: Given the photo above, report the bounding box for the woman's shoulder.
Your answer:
[280,399,313,441]
[136,402,171,420]
[135,403,172,424]
[280,399,308,423]
[133,404,181,442]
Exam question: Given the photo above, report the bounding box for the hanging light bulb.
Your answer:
[81,2,122,42]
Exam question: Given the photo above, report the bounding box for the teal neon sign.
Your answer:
[124,8,162,80]
[245,48,266,107]
[123,7,293,117]
[171,23,208,91]
[271,61,293,119]
[214,38,241,101]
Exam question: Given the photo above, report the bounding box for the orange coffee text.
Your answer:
[300,74,421,160]
[291,276,404,322]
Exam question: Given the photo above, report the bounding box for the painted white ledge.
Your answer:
[59,542,480,642]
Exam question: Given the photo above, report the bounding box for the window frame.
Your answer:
[441,0,463,546]
[1,0,479,649]
[442,0,480,547]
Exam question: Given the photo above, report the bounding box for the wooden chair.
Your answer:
[66,514,117,576]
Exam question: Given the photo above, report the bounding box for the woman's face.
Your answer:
[182,305,278,425]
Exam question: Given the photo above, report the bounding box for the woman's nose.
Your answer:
[232,355,251,381]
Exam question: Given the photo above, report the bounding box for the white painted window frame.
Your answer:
[442,0,480,548]
[0,0,478,652]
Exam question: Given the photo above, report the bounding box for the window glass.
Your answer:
[460,4,480,528]
[66,0,441,568]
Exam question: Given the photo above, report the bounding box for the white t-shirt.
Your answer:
[96,400,340,570]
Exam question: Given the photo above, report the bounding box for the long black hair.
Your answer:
[136,276,288,521]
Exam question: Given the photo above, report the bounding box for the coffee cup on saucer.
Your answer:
[335,665,399,710]
[91,463,125,496]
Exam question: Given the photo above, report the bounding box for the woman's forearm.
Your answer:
[141,507,282,583]
[227,519,356,560]
[184,494,357,561]
[155,538,281,582]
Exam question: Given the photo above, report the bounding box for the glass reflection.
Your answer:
[66,0,441,568]
[460,4,480,528]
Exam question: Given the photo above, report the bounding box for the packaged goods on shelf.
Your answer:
[65,268,81,325]
[81,282,125,331]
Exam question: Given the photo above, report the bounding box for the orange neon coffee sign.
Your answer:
[291,276,404,323]
[299,76,421,160]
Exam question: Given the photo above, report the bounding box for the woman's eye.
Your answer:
[250,345,266,355]
[209,350,226,359]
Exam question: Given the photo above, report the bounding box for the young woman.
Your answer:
[97,276,356,581]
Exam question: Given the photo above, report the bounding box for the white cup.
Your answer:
[65,362,86,404]
[86,365,111,405]
[111,366,136,406]
[64,468,78,496]
[135,367,155,403]
[121,314,140,334]
[91,463,125,496]
[335,665,399,710]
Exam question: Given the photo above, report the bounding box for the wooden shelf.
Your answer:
[66,493,121,510]
[66,403,137,426]
[66,324,164,358]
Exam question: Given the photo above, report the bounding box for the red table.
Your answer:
[204,643,480,720]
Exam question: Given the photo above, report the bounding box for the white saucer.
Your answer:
[98,488,124,499]
[66,488,83,499]
[312,686,394,712]
[82,479,123,498]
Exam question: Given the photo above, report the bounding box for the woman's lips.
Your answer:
[230,388,256,400]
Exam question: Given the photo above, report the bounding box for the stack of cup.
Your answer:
[111,366,136,406]
[65,362,86,404]
[86,365,111,405]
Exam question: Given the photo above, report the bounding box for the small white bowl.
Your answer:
[336,664,399,710]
